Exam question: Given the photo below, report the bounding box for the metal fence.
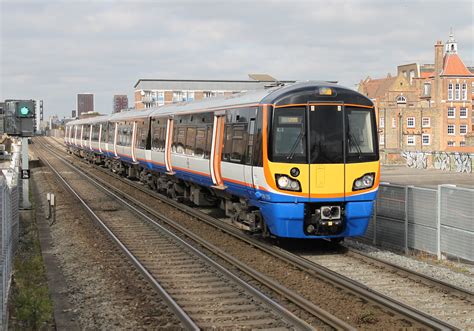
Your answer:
[0,144,20,329]
[362,183,474,262]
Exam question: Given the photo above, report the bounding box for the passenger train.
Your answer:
[65,81,380,240]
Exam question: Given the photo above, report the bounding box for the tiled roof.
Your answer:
[420,72,434,78]
[360,76,396,99]
[441,53,474,76]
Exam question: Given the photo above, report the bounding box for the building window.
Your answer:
[448,83,453,100]
[460,125,467,135]
[409,70,415,84]
[462,83,467,100]
[203,91,217,98]
[379,117,385,128]
[392,118,397,128]
[407,135,415,146]
[447,124,455,135]
[422,117,430,127]
[157,91,164,106]
[187,91,195,102]
[455,83,460,100]
[460,141,466,147]
[447,141,455,147]
[459,107,467,118]
[396,95,407,104]
[379,134,385,145]
[423,83,431,97]
[172,91,185,102]
[422,134,430,145]
[407,117,415,128]
[447,107,455,118]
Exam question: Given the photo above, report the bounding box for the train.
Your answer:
[65,81,380,241]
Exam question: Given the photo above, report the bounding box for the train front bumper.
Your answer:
[259,200,374,239]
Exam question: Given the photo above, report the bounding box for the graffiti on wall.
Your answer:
[401,151,428,169]
[433,152,451,171]
[402,151,473,173]
[454,153,472,173]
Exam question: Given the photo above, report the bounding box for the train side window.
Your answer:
[185,127,196,155]
[172,127,186,154]
[108,123,115,144]
[101,123,107,143]
[230,124,247,163]
[195,128,206,158]
[205,125,212,159]
[136,121,147,149]
[222,125,233,161]
[246,119,255,165]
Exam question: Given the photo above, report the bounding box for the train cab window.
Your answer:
[270,107,307,163]
[345,107,378,162]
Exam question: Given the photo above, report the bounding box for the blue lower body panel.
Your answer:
[258,200,374,239]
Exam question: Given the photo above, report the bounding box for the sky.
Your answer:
[1,0,473,119]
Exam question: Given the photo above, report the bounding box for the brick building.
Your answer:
[133,74,294,110]
[113,94,129,113]
[359,33,474,155]
[77,93,94,117]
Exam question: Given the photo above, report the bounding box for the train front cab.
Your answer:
[260,101,379,239]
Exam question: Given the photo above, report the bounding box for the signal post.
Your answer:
[4,100,36,209]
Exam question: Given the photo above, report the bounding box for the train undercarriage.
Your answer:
[67,147,267,236]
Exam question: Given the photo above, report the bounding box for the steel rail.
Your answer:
[35,146,199,330]
[37,140,328,330]
[48,138,461,330]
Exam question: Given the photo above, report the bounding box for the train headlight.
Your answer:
[275,174,301,192]
[353,173,375,191]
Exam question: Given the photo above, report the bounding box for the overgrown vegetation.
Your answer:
[9,208,53,329]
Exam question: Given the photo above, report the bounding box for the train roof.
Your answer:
[66,82,372,126]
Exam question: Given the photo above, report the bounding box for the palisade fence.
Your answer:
[362,183,474,262]
[0,143,20,329]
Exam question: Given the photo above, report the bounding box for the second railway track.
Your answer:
[39,137,473,329]
[35,139,349,329]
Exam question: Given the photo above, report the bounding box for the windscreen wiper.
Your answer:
[286,125,305,160]
[348,131,362,158]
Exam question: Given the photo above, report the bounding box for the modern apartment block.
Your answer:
[113,94,129,113]
[359,33,473,153]
[133,74,293,110]
[77,93,94,117]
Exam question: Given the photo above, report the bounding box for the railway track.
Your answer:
[298,247,474,329]
[35,139,350,329]
[41,137,472,329]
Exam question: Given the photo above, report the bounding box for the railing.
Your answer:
[361,183,474,262]
[0,143,20,329]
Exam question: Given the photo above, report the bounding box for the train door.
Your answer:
[113,123,118,157]
[243,108,258,196]
[89,124,93,150]
[210,112,225,188]
[98,124,103,153]
[307,103,346,200]
[164,117,174,174]
[131,121,137,163]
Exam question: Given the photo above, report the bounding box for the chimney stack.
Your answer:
[434,40,444,76]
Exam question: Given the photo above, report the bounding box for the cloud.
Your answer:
[1,0,472,118]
